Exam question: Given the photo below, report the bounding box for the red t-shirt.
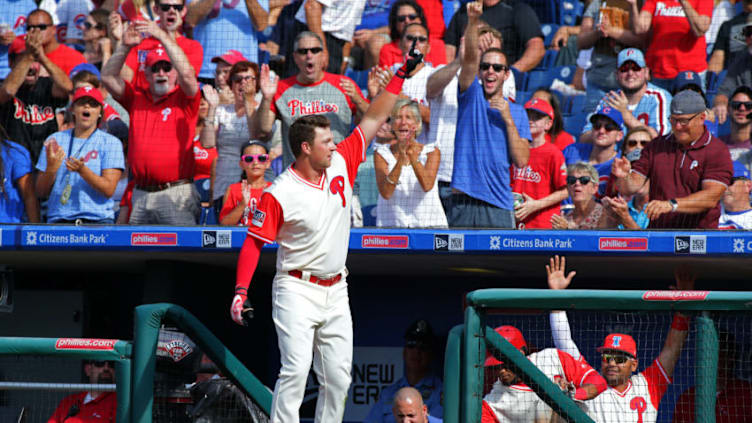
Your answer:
[192,138,217,180]
[219,181,272,225]
[47,392,116,423]
[641,0,713,78]
[125,36,204,91]
[119,82,201,185]
[46,43,86,77]
[378,39,447,68]
[631,128,733,229]
[546,131,575,151]
[510,142,567,229]
[416,0,446,40]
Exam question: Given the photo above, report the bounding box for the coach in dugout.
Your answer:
[612,90,733,229]
[47,360,116,423]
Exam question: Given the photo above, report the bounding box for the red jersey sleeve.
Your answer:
[481,400,501,423]
[551,148,567,190]
[247,192,283,244]
[642,358,672,410]
[336,126,367,187]
[556,349,596,387]
[219,184,242,223]
[235,235,264,291]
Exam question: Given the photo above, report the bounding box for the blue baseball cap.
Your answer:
[590,105,624,129]
[733,161,750,179]
[69,63,101,79]
[617,48,646,68]
[673,71,704,94]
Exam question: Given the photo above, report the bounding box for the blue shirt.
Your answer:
[452,77,531,209]
[562,143,618,197]
[191,0,269,79]
[618,197,649,229]
[356,0,394,30]
[0,0,37,79]
[364,375,443,423]
[36,129,125,222]
[0,140,32,223]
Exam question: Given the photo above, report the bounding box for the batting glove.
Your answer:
[395,38,424,79]
[230,293,247,326]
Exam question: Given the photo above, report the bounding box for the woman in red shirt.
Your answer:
[219,141,271,226]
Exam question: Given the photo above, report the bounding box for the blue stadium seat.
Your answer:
[536,49,558,70]
[515,90,532,105]
[559,0,584,25]
[511,67,527,92]
[345,68,369,92]
[443,0,461,29]
[547,65,576,85]
[525,69,551,92]
[706,70,727,105]
[563,113,587,136]
[565,94,587,115]
[541,23,560,48]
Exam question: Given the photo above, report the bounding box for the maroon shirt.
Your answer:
[631,128,732,229]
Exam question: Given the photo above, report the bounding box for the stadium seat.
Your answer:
[511,67,527,93]
[563,113,587,136]
[559,0,584,25]
[345,68,370,92]
[527,0,557,24]
[515,90,532,105]
[706,70,727,105]
[565,94,587,115]
[541,23,560,48]
[525,69,551,92]
[547,65,576,85]
[536,49,558,70]
[443,0,461,29]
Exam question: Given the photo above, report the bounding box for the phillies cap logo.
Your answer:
[611,335,622,347]
[530,98,539,106]
[685,72,693,79]
[84,86,92,92]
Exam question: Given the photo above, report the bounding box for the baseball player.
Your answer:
[231,45,424,422]
[546,255,694,422]
[481,325,607,423]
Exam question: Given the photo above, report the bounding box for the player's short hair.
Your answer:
[289,115,331,158]
[72,71,102,88]
[567,162,599,184]
[293,31,324,52]
[390,99,422,137]
[480,48,508,65]
[228,60,260,92]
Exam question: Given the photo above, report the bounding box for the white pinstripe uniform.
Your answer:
[247,126,367,423]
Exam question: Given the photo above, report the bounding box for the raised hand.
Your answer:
[122,22,142,48]
[339,78,360,101]
[109,11,123,42]
[611,156,631,179]
[45,139,65,172]
[488,96,510,118]
[133,19,165,41]
[397,38,423,78]
[672,265,696,291]
[546,255,576,290]
[467,1,483,21]
[202,84,220,108]
[25,29,44,60]
[259,64,278,101]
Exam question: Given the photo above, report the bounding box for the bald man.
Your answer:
[392,387,443,423]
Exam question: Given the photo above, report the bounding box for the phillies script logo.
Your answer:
[55,338,117,350]
[82,150,99,163]
[642,291,709,301]
[330,175,346,207]
[598,237,648,251]
[361,235,409,249]
[13,98,55,125]
[512,165,541,183]
[287,99,339,116]
[194,145,209,160]
[130,232,178,246]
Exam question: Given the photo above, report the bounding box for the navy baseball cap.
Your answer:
[617,48,646,68]
[673,71,704,94]
[404,319,435,349]
[590,105,624,129]
[733,161,750,179]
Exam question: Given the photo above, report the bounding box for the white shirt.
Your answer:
[295,0,366,42]
[45,0,94,41]
[719,206,752,229]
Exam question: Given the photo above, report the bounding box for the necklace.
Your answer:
[60,129,96,205]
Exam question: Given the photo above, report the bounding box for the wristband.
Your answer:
[385,74,406,95]
[671,313,689,331]
[235,286,248,294]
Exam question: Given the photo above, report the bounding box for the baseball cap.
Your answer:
[524,98,554,120]
[69,63,101,80]
[211,49,247,65]
[733,161,750,180]
[145,48,172,67]
[8,35,26,56]
[404,319,435,349]
[671,90,706,115]
[484,325,527,367]
[673,71,704,94]
[617,48,646,68]
[71,85,105,106]
[590,105,624,128]
[597,333,637,358]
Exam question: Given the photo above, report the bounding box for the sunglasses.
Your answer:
[26,23,51,31]
[397,14,419,22]
[602,353,632,364]
[295,47,323,55]
[158,3,184,11]
[91,361,114,368]
[232,74,256,83]
[84,21,104,30]
[479,62,508,72]
[731,101,752,111]
[669,111,702,127]
[567,176,593,186]
[150,62,172,73]
[405,34,428,43]
[627,139,650,148]
[242,154,269,163]
[618,63,642,73]
[592,121,618,131]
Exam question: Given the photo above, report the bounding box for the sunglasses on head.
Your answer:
[158,3,184,11]
[627,139,649,148]
[618,63,642,73]
[397,14,418,22]
[84,21,104,30]
[731,100,752,111]
[592,121,618,131]
[295,47,323,55]
[232,74,255,84]
[602,353,632,364]
[26,23,51,31]
[405,34,428,43]
[242,154,269,163]
[150,62,172,73]
[567,176,592,185]
[479,62,508,72]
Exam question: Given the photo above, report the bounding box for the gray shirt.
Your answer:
[719,51,752,99]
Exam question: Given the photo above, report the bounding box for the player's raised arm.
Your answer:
[357,40,424,142]
[546,256,582,360]
[657,266,695,377]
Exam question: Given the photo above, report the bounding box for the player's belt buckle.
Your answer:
[289,270,342,287]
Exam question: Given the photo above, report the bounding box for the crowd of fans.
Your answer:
[1,0,752,229]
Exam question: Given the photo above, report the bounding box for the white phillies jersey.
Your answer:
[584,359,671,423]
[483,348,598,423]
[247,126,366,276]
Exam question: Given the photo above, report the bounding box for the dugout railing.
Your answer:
[444,289,752,423]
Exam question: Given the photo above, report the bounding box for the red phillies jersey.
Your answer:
[246,126,366,276]
[47,391,116,423]
[219,181,271,225]
[641,0,713,78]
[510,142,567,229]
[125,36,203,91]
[46,43,86,77]
[192,139,216,180]
[119,82,201,185]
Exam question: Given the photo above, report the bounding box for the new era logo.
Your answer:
[433,234,465,252]
[674,235,706,254]
[202,230,231,248]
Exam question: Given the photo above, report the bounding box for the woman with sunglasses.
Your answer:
[219,141,271,226]
[551,162,608,229]
[201,60,270,218]
[82,9,112,70]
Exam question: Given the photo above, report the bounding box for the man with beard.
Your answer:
[47,360,117,422]
[581,48,672,143]
[102,19,201,225]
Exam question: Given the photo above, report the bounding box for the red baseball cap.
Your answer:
[484,325,528,367]
[211,49,247,65]
[8,35,26,56]
[145,47,172,67]
[597,333,637,358]
[71,86,105,106]
[524,98,554,120]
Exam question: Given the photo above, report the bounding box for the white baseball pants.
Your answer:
[269,273,353,423]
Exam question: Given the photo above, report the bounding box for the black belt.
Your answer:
[136,179,192,192]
